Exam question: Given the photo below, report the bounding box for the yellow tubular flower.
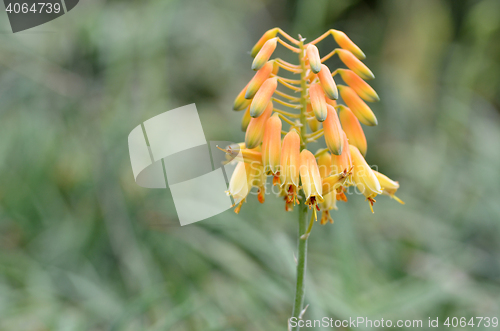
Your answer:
[280,130,301,207]
[331,132,352,175]
[338,105,367,156]
[299,149,323,206]
[241,106,251,131]
[338,69,379,102]
[245,101,273,149]
[251,28,279,57]
[261,113,282,180]
[338,85,378,126]
[317,152,337,224]
[323,104,344,156]
[317,64,338,100]
[337,49,374,80]
[245,61,274,99]
[252,37,278,70]
[306,44,321,74]
[373,171,404,204]
[227,162,251,213]
[309,83,328,122]
[250,77,277,118]
[331,29,366,60]
[250,161,267,204]
[349,144,382,212]
[233,82,251,111]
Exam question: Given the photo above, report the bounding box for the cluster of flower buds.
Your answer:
[224,28,403,223]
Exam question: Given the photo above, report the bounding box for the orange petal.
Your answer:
[337,49,374,80]
[317,64,338,100]
[306,104,320,132]
[245,61,274,99]
[309,83,327,122]
[245,101,273,149]
[317,151,332,179]
[323,104,344,155]
[338,105,367,156]
[331,132,352,175]
[338,85,377,126]
[251,28,279,57]
[252,37,278,70]
[299,149,323,204]
[250,77,277,118]
[349,145,381,199]
[262,113,282,175]
[233,82,251,111]
[338,69,379,102]
[331,29,366,60]
[280,130,300,189]
[306,44,321,74]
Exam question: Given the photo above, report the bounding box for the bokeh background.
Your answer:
[1,0,500,330]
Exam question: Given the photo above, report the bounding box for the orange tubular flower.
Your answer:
[250,77,277,118]
[331,29,366,60]
[338,105,367,156]
[337,49,374,80]
[317,152,337,224]
[233,82,251,111]
[338,69,379,102]
[299,149,323,206]
[245,101,273,149]
[323,104,344,155]
[338,85,378,126]
[280,130,301,208]
[373,171,404,204]
[261,113,282,181]
[317,64,338,100]
[349,145,382,212]
[331,132,352,175]
[252,37,278,70]
[306,44,321,74]
[245,61,274,99]
[309,83,328,122]
[251,28,279,57]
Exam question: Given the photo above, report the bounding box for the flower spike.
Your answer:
[252,37,278,70]
[338,85,378,126]
[250,77,278,118]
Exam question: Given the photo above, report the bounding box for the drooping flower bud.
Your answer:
[299,149,323,206]
[338,69,379,102]
[349,144,382,212]
[338,85,377,126]
[338,105,367,156]
[331,132,352,175]
[280,130,300,205]
[250,77,277,118]
[309,83,327,122]
[373,171,404,204]
[331,29,366,60]
[317,64,338,100]
[306,44,322,74]
[251,28,279,57]
[261,113,282,178]
[337,49,374,80]
[233,82,251,111]
[245,61,274,99]
[245,101,273,149]
[241,106,251,131]
[323,104,344,155]
[252,37,278,70]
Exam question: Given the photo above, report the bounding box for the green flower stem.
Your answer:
[290,36,309,331]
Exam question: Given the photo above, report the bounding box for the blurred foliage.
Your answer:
[1,0,500,330]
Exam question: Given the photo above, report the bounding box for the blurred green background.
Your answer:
[1,0,500,330]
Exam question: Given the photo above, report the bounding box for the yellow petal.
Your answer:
[323,104,344,155]
[306,44,321,74]
[338,85,378,126]
[250,77,277,118]
[337,49,374,80]
[252,37,278,71]
[317,64,338,100]
[251,28,279,57]
[331,29,366,60]
[245,101,273,149]
[245,61,274,99]
[228,162,251,204]
[331,132,352,175]
[316,151,332,179]
[373,170,404,204]
[338,105,367,156]
[262,113,282,175]
[338,69,379,102]
[349,145,381,199]
[322,172,349,195]
[309,83,327,122]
